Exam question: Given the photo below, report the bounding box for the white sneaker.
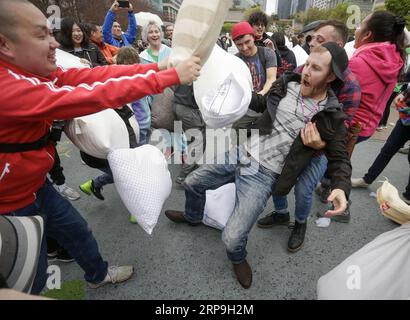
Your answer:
[55,184,81,201]
[88,265,134,289]
[351,178,370,188]
[399,146,409,154]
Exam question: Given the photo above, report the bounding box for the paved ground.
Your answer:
[51,108,408,300]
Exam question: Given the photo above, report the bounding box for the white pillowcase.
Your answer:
[56,48,90,69]
[108,145,172,235]
[169,0,231,67]
[291,45,309,67]
[317,222,410,300]
[65,107,139,159]
[194,45,252,129]
[203,183,236,230]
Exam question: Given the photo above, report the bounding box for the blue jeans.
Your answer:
[183,147,278,263]
[6,180,108,294]
[363,120,410,194]
[272,155,328,223]
[94,166,114,189]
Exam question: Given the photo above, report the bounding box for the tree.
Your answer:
[243,5,262,21]
[221,22,235,34]
[385,0,410,28]
[329,3,351,22]
[293,7,330,25]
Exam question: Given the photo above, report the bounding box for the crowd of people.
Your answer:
[0,0,409,297]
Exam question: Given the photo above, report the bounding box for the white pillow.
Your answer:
[193,45,252,129]
[169,0,231,67]
[344,41,356,60]
[203,183,236,230]
[108,146,172,235]
[56,48,90,69]
[65,107,139,159]
[291,45,309,67]
[317,222,410,300]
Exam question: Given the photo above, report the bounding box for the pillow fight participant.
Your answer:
[84,22,119,65]
[231,21,277,131]
[165,43,352,289]
[59,17,108,67]
[0,0,201,294]
[49,16,111,262]
[139,21,187,161]
[162,23,174,47]
[351,89,410,204]
[272,32,297,78]
[172,85,206,185]
[248,11,282,67]
[79,46,147,225]
[258,20,361,250]
[102,0,137,48]
[348,11,406,142]
[217,34,232,52]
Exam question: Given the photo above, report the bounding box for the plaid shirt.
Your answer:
[295,65,361,124]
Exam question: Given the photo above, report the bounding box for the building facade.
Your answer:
[149,0,163,12]
[312,0,330,10]
[254,0,267,11]
[277,0,293,19]
[162,0,182,23]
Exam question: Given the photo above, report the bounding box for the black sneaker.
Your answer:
[315,183,331,204]
[48,248,75,263]
[257,211,290,228]
[288,221,307,253]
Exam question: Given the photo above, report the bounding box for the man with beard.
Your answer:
[165,43,351,289]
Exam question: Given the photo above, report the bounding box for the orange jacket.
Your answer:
[93,41,119,64]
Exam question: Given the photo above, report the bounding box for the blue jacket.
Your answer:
[102,10,137,47]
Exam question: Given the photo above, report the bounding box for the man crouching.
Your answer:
[165,43,352,289]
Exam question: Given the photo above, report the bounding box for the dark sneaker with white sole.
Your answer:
[257,211,290,228]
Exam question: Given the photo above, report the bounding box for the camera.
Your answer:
[118,1,130,8]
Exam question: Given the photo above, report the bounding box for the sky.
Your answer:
[265,0,277,15]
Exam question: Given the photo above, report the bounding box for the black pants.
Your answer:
[48,145,65,186]
[379,92,399,127]
[363,120,410,197]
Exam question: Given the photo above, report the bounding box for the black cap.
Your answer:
[302,20,325,33]
[320,42,348,82]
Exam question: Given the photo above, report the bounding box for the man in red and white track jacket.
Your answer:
[0,0,200,294]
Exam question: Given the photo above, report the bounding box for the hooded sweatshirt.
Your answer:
[349,42,404,137]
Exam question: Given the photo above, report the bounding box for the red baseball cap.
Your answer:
[232,21,255,41]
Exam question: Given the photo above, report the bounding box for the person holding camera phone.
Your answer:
[102,1,137,48]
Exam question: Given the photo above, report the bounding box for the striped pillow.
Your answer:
[169,0,231,67]
[0,216,44,293]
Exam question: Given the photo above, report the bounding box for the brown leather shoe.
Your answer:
[165,210,201,226]
[233,260,252,289]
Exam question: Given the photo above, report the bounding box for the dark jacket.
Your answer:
[277,46,297,78]
[254,32,282,67]
[173,85,199,109]
[61,43,108,67]
[249,72,352,198]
